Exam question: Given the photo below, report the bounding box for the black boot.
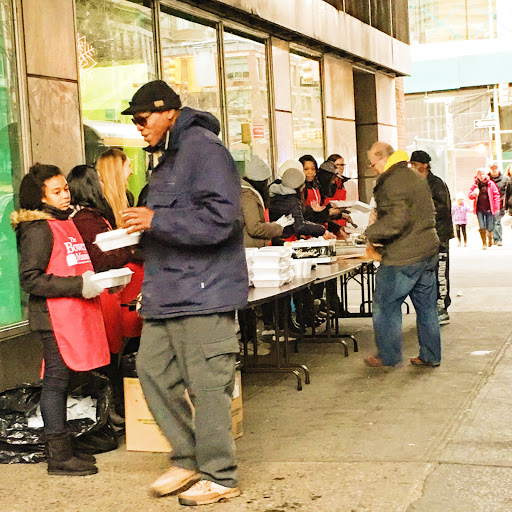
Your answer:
[46,432,98,476]
[71,439,96,463]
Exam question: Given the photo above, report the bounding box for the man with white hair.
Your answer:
[364,142,441,368]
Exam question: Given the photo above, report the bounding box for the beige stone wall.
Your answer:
[395,77,408,151]
[270,37,294,170]
[21,0,83,172]
[322,54,358,200]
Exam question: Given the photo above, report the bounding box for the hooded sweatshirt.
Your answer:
[365,150,439,265]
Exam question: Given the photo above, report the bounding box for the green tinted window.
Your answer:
[76,0,156,202]
[0,0,24,328]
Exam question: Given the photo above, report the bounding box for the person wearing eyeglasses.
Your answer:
[363,142,441,369]
[119,80,248,506]
[326,153,350,201]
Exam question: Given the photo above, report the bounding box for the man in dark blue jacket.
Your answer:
[121,80,248,506]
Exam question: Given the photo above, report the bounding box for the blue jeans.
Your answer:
[477,211,494,232]
[493,211,504,242]
[40,330,71,435]
[373,255,442,366]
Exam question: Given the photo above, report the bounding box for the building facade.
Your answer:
[0,0,410,390]
[405,0,512,196]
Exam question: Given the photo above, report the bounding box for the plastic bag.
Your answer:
[0,371,116,463]
[501,212,512,227]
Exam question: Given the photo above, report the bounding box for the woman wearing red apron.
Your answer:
[299,155,347,239]
[13,164,109,476]
[68,165,136,422]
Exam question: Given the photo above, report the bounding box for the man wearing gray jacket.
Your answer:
[364,142,441,368]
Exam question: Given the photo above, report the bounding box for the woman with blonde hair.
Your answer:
[96,147,144,379]
[96,148,132,228]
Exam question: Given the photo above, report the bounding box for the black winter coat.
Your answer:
[268,182,326,243]
[140,107,248,319]
[489,172,508,211]
[426,171,454,243]
[11,206,84,331]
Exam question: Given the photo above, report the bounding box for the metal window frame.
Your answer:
[0,0,33,340]
[158,1,275,167]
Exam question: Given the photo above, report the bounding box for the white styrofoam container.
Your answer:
[94,229,141,252]
[251,253,292,267]
[90,267,133,288]
[335,245,367,255]
[329,200,372,212]
[251,268,291,280]
[252,278,289,288]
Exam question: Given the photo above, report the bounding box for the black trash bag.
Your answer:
[0,441,45,464]
[0,371,117,463]
[73,420,118,454]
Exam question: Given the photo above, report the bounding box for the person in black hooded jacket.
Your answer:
[410,150,453,325]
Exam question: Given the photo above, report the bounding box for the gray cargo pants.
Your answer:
[136,312,239,488]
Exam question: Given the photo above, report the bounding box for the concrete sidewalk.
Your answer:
[1,236,512,511]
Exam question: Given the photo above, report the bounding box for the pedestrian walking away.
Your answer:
[120,80,248,506]
[363,142,441,369]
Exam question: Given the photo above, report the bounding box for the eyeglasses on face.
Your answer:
[131,112,155,127]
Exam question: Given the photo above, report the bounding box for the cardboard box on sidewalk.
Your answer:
[124,370,243,452]
[124,377,172,452]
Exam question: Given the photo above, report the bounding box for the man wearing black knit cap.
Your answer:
[121,80,248,506]
[410,150,454,325]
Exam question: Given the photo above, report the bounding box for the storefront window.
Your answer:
[159,10,221,124]
[76,0,156,201]
[290,53,324,162]
[409,0,497,44]
[223,32,271,174]
[0,0,24,328]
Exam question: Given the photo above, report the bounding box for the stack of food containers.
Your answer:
[247,247,294,287]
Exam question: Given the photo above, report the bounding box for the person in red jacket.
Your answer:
[12,163,109,476]
[468,169,501,249]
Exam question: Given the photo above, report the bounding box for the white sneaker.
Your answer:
[178,479,240,506]
[149,466,200,496]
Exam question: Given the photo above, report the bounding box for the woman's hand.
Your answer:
[311,201,326,212]
[328,207,342,217]
[322,231,336,240]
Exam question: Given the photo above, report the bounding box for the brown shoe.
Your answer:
[410,357,440,367]
[149,466,200,497]
[178,480,240,506]
[363,355,401,368]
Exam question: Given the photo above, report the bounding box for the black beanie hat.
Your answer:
[121,80,182,115]
[410,150,431,164]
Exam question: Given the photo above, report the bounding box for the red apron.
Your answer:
[46,220,110,371]
[99,290,123,354]
[305,187,321,206]
[119,261,144,339]
[325,186,347,227]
